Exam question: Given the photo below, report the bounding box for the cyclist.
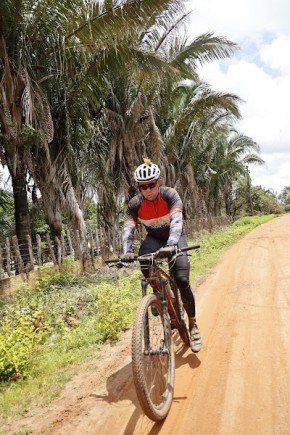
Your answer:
[122,159,202,353]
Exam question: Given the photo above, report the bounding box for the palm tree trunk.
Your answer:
[10,165,31,267]
[32,154,87,252]
[41,191,63,240]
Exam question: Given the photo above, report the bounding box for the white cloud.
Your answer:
[260,35,290,74]
[187,0,290,41]
[187,0,290,194]
[198,60,290,151]
[250,152,290,193]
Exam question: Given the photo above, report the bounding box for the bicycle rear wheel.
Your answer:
[131,294,175,421]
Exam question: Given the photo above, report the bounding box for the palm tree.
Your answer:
[0,0,249,257]
[87,22,240,240]
[204,130,265,216]
[155,78,242,218]
[0,185,15,244]
[0,6,54,262]
[0,0,188,257]
[278,186,290,206]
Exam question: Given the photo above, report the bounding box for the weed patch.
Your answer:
[0,267,141,416]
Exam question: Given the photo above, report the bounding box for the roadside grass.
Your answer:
[0,214,277,420]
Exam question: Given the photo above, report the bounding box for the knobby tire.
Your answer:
[131,294,175,421]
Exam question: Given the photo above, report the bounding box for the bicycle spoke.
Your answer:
[132,294,175,421]
[142,312,168,405]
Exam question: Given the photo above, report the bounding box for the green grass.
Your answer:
[0,214,277,419]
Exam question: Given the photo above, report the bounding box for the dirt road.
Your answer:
[3,215,290,435]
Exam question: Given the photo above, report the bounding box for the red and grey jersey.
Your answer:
[122,186,184,254]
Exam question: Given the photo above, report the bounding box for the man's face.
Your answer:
[139,179,160,200]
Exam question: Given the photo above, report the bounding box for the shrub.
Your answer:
[0,268,141,383]
[95,270,141,341]
[0,308,48,381]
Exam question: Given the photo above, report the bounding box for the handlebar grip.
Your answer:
[104,258,120,264]
[180,244,200,252]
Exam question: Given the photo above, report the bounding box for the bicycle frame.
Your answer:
[140,257,183,331]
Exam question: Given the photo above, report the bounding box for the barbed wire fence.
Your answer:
[0,216,232,281]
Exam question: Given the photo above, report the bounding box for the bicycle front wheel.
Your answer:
[131,294,175,421]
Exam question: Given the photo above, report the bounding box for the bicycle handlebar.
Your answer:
[104,244,200,267]
[179,244,200,253]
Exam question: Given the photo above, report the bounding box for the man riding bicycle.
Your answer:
[122,159,202,353]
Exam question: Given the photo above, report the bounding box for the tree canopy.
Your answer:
[0,0,274,258]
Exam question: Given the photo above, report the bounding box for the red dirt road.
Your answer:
[2,214,290,435]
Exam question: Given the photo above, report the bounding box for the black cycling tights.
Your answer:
[138,234,196,318]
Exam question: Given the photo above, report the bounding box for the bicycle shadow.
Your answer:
[90,337,200,434]
[90,360,155,433]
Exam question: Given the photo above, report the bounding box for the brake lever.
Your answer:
[170,252,183,262]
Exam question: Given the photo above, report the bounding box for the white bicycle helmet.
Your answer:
[134,159,161,182]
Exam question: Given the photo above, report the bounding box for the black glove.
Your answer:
[121,252,135,261]
[156,245,176,258]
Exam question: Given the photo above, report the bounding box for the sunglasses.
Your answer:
[139,180,158,191]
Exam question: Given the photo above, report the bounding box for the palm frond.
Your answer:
[183,32,239,68]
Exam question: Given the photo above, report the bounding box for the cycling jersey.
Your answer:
[122,186,184,253]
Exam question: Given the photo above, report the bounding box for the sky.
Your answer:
[187,0,290,195]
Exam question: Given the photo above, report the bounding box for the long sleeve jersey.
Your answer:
[122,186,184,254]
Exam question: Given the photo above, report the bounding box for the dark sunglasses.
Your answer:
[139,180,158,191]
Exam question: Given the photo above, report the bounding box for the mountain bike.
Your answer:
[105,244,200,422]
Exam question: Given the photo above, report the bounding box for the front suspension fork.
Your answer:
[141,277,170,353]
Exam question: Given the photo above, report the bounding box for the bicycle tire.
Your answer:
[131,294,175,421]
[174,289,190,347]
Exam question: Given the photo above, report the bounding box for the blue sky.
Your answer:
[187,0,290,194]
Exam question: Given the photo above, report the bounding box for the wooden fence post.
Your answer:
[55,236,62,265]
[36,234,42,265]
[0,247,4,279]
[89,230,95,270]
[12,235,24,274]
[94,230,100,257]
[66,229,75,259]
[74,230,81,261]
[26,234,34,272]
[5,237,11,277]
[101,227,110,260]
[81,235,89,272]
[46,233,57,266]
[61,232,66,257]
